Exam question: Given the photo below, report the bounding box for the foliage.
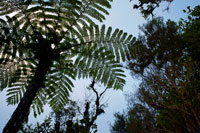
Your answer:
[110,94,157,133]
[0,0,134,117]
[110,112,127,133]
[112,5,200,133]
[21,81,108,133]
[130,0,174,17]
[21,117,53,133]
[0,0,135,132]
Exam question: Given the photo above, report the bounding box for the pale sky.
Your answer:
[0,0,199,133]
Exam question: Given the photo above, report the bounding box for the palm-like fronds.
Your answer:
[0,0,136,116]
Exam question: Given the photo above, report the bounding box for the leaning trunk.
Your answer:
[3,57,52,133]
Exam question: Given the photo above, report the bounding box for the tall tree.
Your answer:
[110,94,157,133]
[112,5,200,133]
[128,5,200,132]
[0,0,135,132]
[110,112,127,133]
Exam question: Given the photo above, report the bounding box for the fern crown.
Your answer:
[0,0,135,114]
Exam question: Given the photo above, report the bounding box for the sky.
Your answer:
[0,0,199,132]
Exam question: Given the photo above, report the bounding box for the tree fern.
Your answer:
[0,0,136,132]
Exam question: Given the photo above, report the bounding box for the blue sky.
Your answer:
[96,1,199,132]
[0,0,199,132]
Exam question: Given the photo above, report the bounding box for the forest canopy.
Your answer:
[111,5,200,133]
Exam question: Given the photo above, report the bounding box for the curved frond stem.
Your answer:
[61,0,94,40]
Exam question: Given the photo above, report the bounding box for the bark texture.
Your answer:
[3,56,52,133]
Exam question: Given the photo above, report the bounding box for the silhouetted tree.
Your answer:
[130,0,174,17]
[0,0,135,132]
[112,5,200,133]
[110,112,127,133]
[21,81,108,133]
[128,6,200,132]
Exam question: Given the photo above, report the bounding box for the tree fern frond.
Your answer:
[6,85,26,105]
[32,88,46,117]
[73,44,126,89]
[0,0,136,122]
[0,0,112,36]
[72,24,136,62]
[0,20,37,103]
[5,60,36,105]
[43,59,75,111]
[61,24,135,89]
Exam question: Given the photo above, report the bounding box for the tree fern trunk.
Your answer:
[3,57,52,133]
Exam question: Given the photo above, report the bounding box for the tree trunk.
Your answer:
[3,57,52,133]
